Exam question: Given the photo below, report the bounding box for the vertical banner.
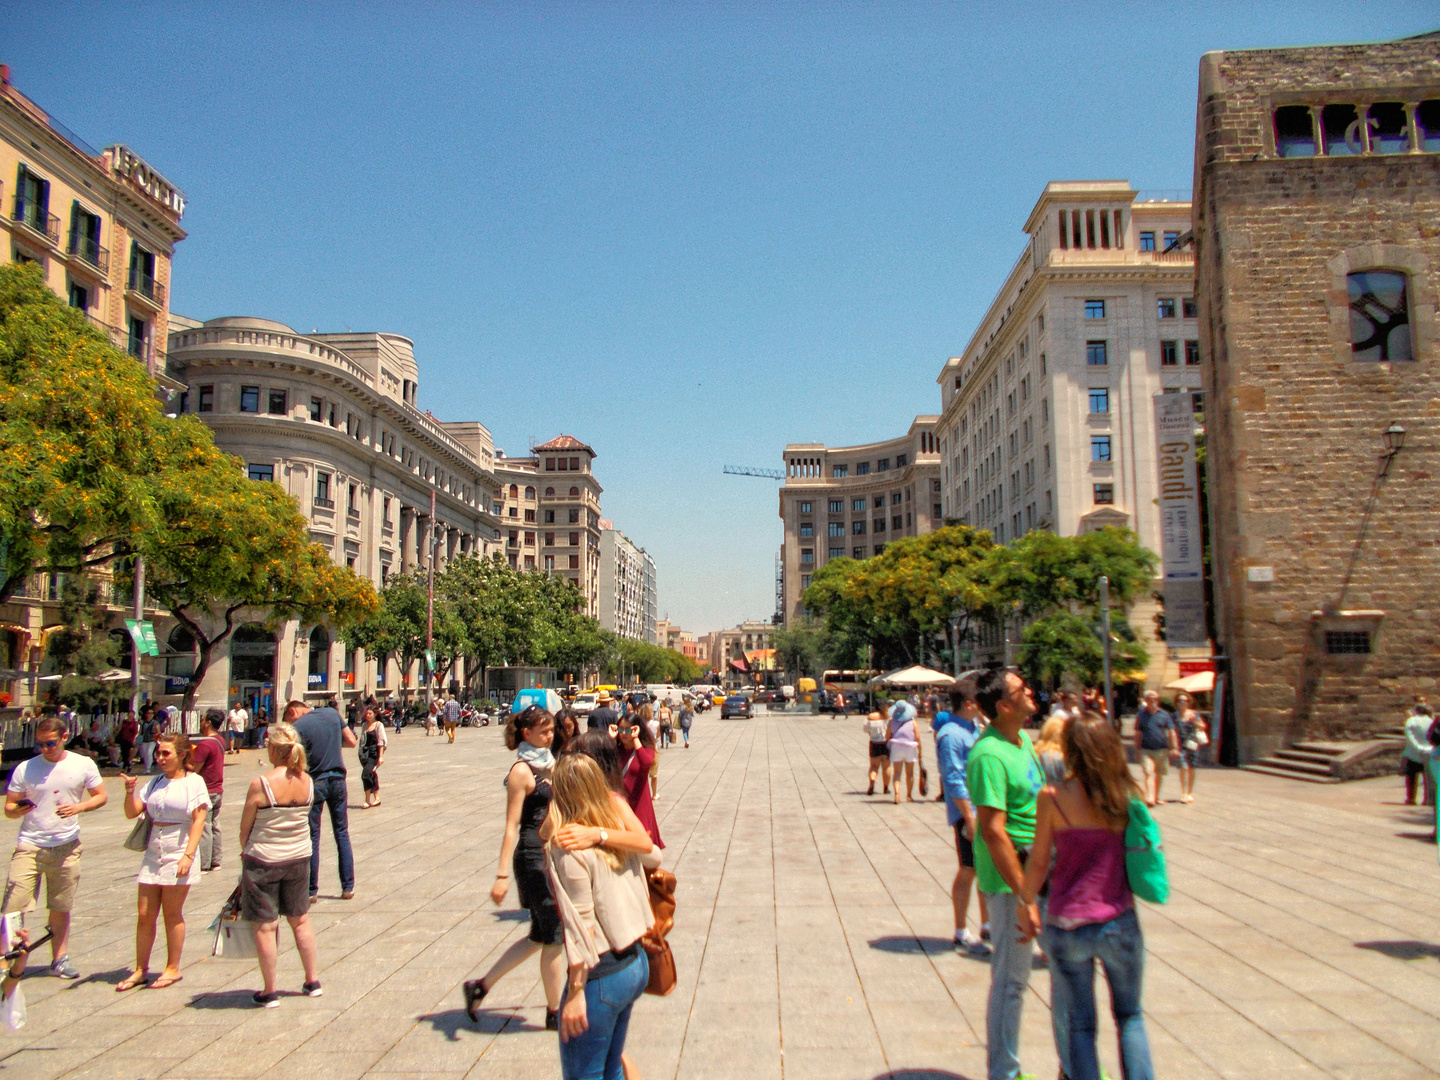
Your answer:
[1153,394,1207,646]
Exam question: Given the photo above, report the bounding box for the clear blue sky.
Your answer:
[9,3,1435,633]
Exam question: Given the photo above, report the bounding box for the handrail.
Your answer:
[67,231,109,272]
[126,268,165,307]
[12,196,59,243]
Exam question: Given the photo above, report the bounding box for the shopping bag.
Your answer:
[209,883,260,959]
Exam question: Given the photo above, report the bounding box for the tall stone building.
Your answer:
[1193,36,1440,759]
[598,523,657,644]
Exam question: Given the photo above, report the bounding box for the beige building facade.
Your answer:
[1193,37,1440,758]
[932,181,1202,680]
[598,524,658,643]
[779,419,942,624]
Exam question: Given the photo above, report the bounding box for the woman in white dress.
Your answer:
[116,732,208,991]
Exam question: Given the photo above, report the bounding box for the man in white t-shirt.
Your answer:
[226,704,249,756]
[3,717,108,978]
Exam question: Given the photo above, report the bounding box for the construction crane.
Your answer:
[723,465,784,480]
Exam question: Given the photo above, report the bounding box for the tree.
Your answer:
[43,575,123,711]
[771,621,833,680]
[344,570,462,699]
[987,527,1158,619]
[0,263,175,598]
[1017,610,1150,691]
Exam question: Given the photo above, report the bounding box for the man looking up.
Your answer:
[3,717,108,978]
[967,668,1043,1080]
[285,700,357,901]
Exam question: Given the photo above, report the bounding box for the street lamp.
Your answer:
[1379,422,1406,477]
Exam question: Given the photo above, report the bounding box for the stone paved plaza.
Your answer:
[2,709,1438,1080]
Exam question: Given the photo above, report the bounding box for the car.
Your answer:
[572,693,599,715]
[712,692,728,706]
[721,694,753,719]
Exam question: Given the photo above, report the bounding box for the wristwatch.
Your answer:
[598,829,609,844]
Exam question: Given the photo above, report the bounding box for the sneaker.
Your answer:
[302,981,323,997]
[979,923,991,942]
[50,956,80,979]
[253,991,280,1009]
[340,890,355,900]
[957,929,992,957]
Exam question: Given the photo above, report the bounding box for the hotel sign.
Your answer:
[1153,394,1207,646]
[110,145,186,217]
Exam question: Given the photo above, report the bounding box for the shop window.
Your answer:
[1348,271,1413,361]
[1274,105,1317,157]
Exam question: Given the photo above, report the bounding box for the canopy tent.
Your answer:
[1165,671,1215,694]
[869,665,956,688]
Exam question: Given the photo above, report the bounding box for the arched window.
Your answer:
[166,624,196,678]
[570,486,579,498]
[545,487,555,496]
[308,626,330,690]
[525,486,535,499]
[230,624,275,683]
[509,484,519,498]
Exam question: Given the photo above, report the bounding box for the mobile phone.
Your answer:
[12,799,34,811]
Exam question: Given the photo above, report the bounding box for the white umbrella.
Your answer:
[869,665,957,687]
[1165,671,1215,694]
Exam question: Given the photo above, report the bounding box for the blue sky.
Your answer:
[9,2,1436,633]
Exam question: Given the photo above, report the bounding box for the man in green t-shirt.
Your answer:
[966,668,1043,1080]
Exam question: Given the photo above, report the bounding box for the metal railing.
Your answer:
[12,197,60,243]
[127,267,165,307]
[67,231,109,272]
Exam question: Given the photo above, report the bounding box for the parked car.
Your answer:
[721,694,754,719]
[572,692,599,716]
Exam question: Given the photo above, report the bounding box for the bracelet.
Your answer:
[495,873,509,879]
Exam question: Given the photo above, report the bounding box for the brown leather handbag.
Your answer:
[641,867,677,996]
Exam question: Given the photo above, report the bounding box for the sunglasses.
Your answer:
[37,739,61,750]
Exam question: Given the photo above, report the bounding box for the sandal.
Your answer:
[148,973,183,990]
[116,971,150,992]
[463,978,488,1023]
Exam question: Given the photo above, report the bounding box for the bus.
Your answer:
[822,670,876,693]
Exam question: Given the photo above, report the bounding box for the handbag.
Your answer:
[1124,799,1169,904]
[209,884,260,960]
[123,814,152,853]
[641,867,677,996]
[918,766,929,797]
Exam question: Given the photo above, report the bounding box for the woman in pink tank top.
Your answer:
[1017,712,1155,1080]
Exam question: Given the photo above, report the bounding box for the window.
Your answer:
[856,462,870,475]
[544,509,555,524]
[570,532,580,546]
[1089,388,1109,414]
[829,546,843,559]
[524,509,536,523]
[508,507,518,518]
[799,501,812,514]
[569,486,580,498]
[892,515,903,530]
[1348,271,1413,360]
[347,483,359,516]
[545,458,556,471]
[524,532,535,546]
[873,518,886,534]
[933,503,942,520]
[545,533,555,547]
[876,458,889,472]
[1161,340,1178,366]
[873,496,885,510]
[1093,484,1114,504]
[1420,100,1440,152]
[1091,435,1111,462]
[382,496,391,525]
[853,498,865,512]
[247,464,274,482]
[799,523,813,537]
[309,396,323,421]
[1185,340,1200,366]
[14,165,52,238]
[1042,398,1049,422]
[853,521,866,535]
[1084,299,1105,319]
[127,242,156,298]
[1157,298,1176,319]
[268,389,287,415]
[828,522,844,537]
[68,202,102,267]
[1086,340,1108,366]
[67,281,88,310]
[1139,231,1155,252]
[1163,232,1181,251]
[239,386,260,412]
[800,574,811,590]
[127,316,149,360]
[1322,103,1362,156]
[524,486,535,499]
[315,473,331,504]
[891,492,902,505]
[801,549,814,565]
[1182,297,1198,319]
[569,508,580,524]
[832,465,848,478]
[569,554,580,569]
[508,530,518,547]
[849,546,862,559]
[829,500,843,513]
[1040,353,1047,376]
[1274,105,1317,157]
[1325,629,1371,655]
[896,453,907,467]
[509,484,519,497]
[544,555,555,570]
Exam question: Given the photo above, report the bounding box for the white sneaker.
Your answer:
[957,929,992,957]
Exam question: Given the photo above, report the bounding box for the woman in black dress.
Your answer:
[464,707,565,1029]
[358,707,386,809]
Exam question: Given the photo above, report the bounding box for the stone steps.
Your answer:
[1242,762,1345,784]
[1243,736,1405,783]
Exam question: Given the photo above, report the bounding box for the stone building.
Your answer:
[167,317,503,710]
[1193,36,1440,759]
[494,436,603,618]
[703,620,777,687]
[932,181,1202,679]
[778,419,942,624]
[598,523,657,644]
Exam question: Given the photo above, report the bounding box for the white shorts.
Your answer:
[889,744,918,764]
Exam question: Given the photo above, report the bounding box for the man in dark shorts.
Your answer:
[935,679,989,956]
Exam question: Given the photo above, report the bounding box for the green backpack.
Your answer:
[1124,798,1169,904]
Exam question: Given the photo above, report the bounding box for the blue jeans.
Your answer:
[982,891,1032,1080]
[559,951,649,1080]
[308,772,354,894]
[1048,908,1154,1080]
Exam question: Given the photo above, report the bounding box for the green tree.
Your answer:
[343,569,463,698]
[771,620,833,680]
[42,575,123,711]
[1017,610,1150,691]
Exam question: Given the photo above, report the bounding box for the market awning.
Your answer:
[1165,671,1215,693]
[869,665,956,687]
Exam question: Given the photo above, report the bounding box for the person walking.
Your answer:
[286,700,357,902]
[934,682,990,957]
[1133,691,1178,807]
[1018,712,1156,1080]
[1404,700,1436,807]
[425,699,439,738]
[138,705,160,773]
[237,721,322,1008]
[117,712,139,772]
[618,714,664,848]
[358,706,387,809]
[465,707,565,1030]
[1173,692,1207,804]
[639,704,661,801]
[226,701,249,756]
[967,667,1044,1080]
[887,701,921,804]
[443,694,461,744]
[657,701,673,749]
[588,692,619,733]
[546,753,660,1080]
[678,700,694,748]
[192,710,227,873]
[116,732,209,991]
[2,717,107,979]
[863,709,892,796]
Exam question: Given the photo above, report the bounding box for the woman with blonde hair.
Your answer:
[547,754,660,1079]
[1173,692,1206,803]
[237,721,321,1007]
[1018,712,1155,1080]
[1032,713,1070,786]
[117,732,208,991]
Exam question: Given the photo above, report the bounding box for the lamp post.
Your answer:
[1099,575,1113,723]
[1378,422,1406,477]
[948,614,961,678]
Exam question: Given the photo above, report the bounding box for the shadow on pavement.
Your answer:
[1356,940,1440,961]
[419,1006,533,1039]
[871,1070,977,1080]
[869,936,954,955]
[186,989,265,1010]
[492,910,529,922]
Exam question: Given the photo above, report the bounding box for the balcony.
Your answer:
[66,231,109,274]
[12,197,59,244]
[312,497,335,510]
[126,268,165,310]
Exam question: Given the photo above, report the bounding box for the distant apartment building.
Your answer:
[494,436,603,619]
[599,524,657,644]
[778,419,942,624]
[932,181,1200,680]
[656,620,702,665]
[704,620,777,685]
[167,316,504,708]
